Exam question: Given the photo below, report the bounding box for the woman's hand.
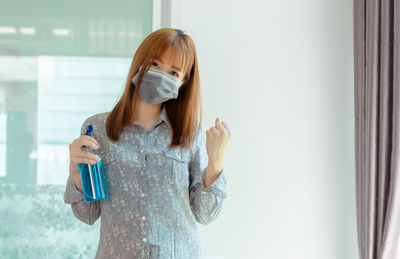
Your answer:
[68,135,101,192]
[205,117,231,175]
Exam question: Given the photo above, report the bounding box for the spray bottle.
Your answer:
[79,124,108,202]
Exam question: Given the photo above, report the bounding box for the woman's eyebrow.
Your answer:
[171,65,183,72]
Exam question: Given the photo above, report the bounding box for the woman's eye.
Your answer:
[151,62,158,67]
[171,71,179,77]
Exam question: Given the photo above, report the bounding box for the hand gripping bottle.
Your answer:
[79,125,108,202]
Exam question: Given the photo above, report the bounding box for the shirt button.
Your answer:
[141,193,145,197]
[141,170,144,175]
[142,216,146,220]
[143,238,147,242]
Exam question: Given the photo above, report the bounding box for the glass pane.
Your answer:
[0,0,153,257]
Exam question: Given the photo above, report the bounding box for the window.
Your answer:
[0,0,152,257]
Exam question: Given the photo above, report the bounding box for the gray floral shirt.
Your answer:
[63,104,228,259]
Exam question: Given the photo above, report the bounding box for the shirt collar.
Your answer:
[159,104,171,129]
[132,105,171,129]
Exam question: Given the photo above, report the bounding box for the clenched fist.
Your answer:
[205,117,232,175]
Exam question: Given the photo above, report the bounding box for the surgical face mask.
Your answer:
[131,67,184,104]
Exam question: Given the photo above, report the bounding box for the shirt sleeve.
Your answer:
[189,126,228,225]
[63,117,101,225]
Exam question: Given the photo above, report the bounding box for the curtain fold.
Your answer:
[354,0,400,258]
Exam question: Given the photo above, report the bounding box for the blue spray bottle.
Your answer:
[79,125,108,203]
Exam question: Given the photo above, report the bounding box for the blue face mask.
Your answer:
[131,67,184,104]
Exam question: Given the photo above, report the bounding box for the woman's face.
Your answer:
[149,48,186,82]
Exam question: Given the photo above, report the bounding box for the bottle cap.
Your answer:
[86,125,93,137]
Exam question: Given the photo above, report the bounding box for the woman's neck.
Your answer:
[133,97,162,129]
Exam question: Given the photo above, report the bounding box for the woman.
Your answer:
[64,28,231,258]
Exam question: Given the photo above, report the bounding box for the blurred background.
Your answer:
[0,0,358,258]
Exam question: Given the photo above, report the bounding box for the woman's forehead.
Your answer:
[154,47,188,72]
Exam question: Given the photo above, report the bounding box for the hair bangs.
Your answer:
[147,38,193,79]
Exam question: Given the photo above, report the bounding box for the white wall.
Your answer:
[172,0,358,258]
